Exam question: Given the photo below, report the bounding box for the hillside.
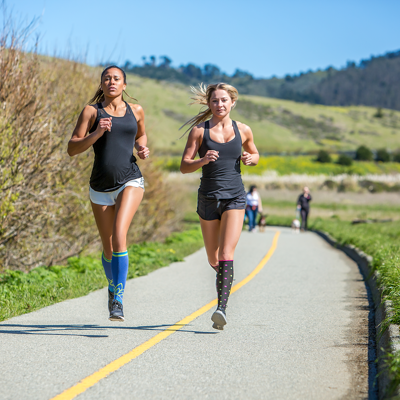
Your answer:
[125,73,400,155]
[124,50,400,111]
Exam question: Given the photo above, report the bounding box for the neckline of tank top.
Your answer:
[205,120,239,145]
[97,101,131,119]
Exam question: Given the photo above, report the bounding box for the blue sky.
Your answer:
[8,0,400,78]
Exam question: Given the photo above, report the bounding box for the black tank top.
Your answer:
[198,120,245,200]
[89,102,142,192]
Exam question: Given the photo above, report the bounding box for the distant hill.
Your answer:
[125,74,400,155]
[118,50,400,111]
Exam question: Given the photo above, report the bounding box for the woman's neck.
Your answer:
[209,114,232,129]
[102,95,124,111]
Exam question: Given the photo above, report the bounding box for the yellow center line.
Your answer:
[52,231,280,400]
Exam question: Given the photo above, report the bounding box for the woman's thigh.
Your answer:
[90,202,115,259]
[199,217,220,265]
[219,209,246,260]
[113,186,144,251]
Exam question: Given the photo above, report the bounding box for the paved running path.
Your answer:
[0,228,370,400]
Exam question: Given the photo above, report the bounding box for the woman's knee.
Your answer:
[112,232,127,252]
[219,248,235,260]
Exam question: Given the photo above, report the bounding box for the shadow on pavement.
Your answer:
[0,323,218,337]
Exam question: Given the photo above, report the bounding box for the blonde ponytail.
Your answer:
[180,82,239,135]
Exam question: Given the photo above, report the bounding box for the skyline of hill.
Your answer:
[124,73,400,156]
[117,49,400,111]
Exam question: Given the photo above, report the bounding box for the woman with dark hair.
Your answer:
[246,185,262,232]
[67,66,150,321]
[180,83,260,330]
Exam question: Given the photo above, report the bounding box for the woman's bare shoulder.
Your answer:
[129,103,143,113]
[81,104,97,121]
[129,103,144,120]
[235,120,252,133]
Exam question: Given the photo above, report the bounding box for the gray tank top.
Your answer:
[198,120,245,200]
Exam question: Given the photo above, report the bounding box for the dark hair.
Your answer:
[88,65,137,104]
[249,185,257,194]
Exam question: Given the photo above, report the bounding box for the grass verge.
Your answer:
[155,155,400,176]
[0,225,203,322]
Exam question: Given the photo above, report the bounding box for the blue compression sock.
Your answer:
[111,251,129,303]
[102,253,114,293]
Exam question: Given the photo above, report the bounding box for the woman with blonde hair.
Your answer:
[180,83,260,330]
[68,66,149,321]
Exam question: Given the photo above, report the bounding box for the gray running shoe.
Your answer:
[109,299,124,322]
[108,289,114,313]
[211,307,227,330]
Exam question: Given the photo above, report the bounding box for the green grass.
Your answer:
[0,225,203,322]
[243,156,400,176]
[154,154,400,176]
[125,73,400,155]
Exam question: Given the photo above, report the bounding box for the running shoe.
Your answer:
[211,307,227,330]
[108,289,114,313]
[109,299,124,322]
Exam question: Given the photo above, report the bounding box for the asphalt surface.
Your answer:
[0,227,370,400]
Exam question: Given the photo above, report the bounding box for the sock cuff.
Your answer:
[102,253,111,263]
[113,251,128,257]
[219,260,233,262]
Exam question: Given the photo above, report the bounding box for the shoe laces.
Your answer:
[112,300,122,310]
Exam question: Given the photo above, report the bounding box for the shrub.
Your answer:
[337,154,353,166]
[359,180,388,193]
[393,152,400,163]
[315,150,331,163]
[376,148,391,162]
[0,20,182,272]
[355,145,373,161]
[374,107,384,118]
[321,180,338,190]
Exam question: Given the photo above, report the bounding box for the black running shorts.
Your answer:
[197,192,246,221]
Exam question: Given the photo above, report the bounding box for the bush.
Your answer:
[0,18,182,272]
[374,107,384,118]
[376,148,391,162]
[393,152,400,163]
[359,180,389,193]
[355,145,373,161]
[321,179,338,190]
[315,150,332,163]
[337,154,353,166]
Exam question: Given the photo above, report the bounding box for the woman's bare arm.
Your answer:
[180,126,219,174]
[67,105,111,157]
[237,122,259,166]
[130,104,150,159]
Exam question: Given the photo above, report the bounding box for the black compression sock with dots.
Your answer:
[217,260,234,310]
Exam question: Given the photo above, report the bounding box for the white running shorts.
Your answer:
[89,177,145,206]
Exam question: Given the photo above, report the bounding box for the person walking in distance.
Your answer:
[297,186,312,231]
[67,66,150,321]
[180,83,260,330]
[246,185,263,232]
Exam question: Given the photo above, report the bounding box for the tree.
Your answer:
[376,148,391,162]
[233,69,254,79]
[181,63,203,80]
[337,154,353,166]
[159,56,172,68]
[316,150,331,163]
[150,55,156,66]
[393,152,400,163]
[203,64,221,79]
[374,107,384,118]
[124,60,133,70]
[355,145,373,161]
